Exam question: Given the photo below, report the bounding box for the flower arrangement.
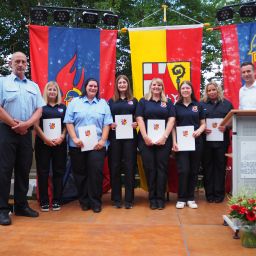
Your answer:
[228,194,256,225]
[228,194,256,248]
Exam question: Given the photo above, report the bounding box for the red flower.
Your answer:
[239,207,248,214]
[231,204,240,211]
[246,211,256,222]
[248,199,256,204]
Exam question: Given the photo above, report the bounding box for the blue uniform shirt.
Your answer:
[64,96,113,147]
[174,100,205,130]
[0,73,45,121]
[201,99,233,147]
[108,97,138,139]
[135,98,175,130]
[36,103,67,145]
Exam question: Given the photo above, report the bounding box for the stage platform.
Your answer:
[0,188,255,256]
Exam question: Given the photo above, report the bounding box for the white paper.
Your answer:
[206,118,224,141]
[176,126,195,151]
[147,119,165,143]
[115,114,133,139]
[78,125,98,151]
[43,118,61,140]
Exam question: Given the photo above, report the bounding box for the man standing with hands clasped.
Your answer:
[0,52,45,225]
[239,62,256,110]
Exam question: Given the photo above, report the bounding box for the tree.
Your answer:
[0,0,248,86]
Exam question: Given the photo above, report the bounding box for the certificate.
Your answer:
[115,114,133,139]
[78,125,98,151]
[147,119,165,143]
[176,126,195,151]
[43,118,61,140]
[206,118,224,141]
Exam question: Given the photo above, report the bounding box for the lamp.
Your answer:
[102,13,118,26]
[216,7,234,21]
[82,11,98,24]
[30,8,48,22]
[53,10,70,22]
[239,5,256,18]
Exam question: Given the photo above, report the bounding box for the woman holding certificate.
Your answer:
[201,82,233,203]
[172,81,205,209]
[34,81,67,212]
[136,78,175,210]
[108,75,138,209]
[64,78,112,213]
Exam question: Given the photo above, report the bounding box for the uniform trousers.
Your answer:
[35,141,67,205]
[203,145,226,201]
[175,142,202,202]
[0,123,33,212]
[69,147,105,209]
[108,138,137,203]
[138,137,171,204]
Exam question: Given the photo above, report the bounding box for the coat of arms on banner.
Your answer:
[143,61,191,103]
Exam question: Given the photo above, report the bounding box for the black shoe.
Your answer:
[52,202,61,211]
[40,204,50,212]
[206,199,214,203]
[81,205,90,211]
[124,202,133,209]
[215,198,224,203]
[92,207,102,213]
[113,201,122,209]
[150,202,158,210]
[15,206,39,217]
[0,212,11,225]
[158,202,165,210]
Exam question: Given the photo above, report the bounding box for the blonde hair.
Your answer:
[202,82,224,102]
[43,81,62,104]
[112,75,133,101]
[144,78,167,103]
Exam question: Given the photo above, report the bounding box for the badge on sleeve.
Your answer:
[160,102,167,108]
[192,106,198,112]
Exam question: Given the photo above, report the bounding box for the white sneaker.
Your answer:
[176,201,186,209]
[187,201,198,209]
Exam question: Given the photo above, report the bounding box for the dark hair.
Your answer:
[81,78,99,99]
[241,62,255,70]
[177,80,197,103]
[112,75,133,101]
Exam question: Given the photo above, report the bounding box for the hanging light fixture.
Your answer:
[102,13,119,26]
[53,10,70,22]
[30,8,48,22]
[216,7,234,22]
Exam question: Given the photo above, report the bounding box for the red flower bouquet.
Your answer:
[228,195,256,248]
[228,196,256,225]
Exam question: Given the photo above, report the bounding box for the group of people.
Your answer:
[1,52,256,226]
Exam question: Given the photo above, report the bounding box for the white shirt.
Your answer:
[239,81,256,110]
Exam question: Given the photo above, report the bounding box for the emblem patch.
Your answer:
[192,106,198,112]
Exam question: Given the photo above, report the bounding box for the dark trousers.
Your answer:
[108,138,137,203]
[0,123,33,212]
[138,137,171,204]
[202,145,226,201]
[175,143,202,202]
[35,141,67,205]
[69,147,105,209]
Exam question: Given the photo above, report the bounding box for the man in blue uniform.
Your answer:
[0,52,45,225]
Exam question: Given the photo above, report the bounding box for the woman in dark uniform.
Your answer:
[201,82,233,203]
[34,81,67,212]
[108,75,138,209]
[172,80,205,209]
[136,78,175,210]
